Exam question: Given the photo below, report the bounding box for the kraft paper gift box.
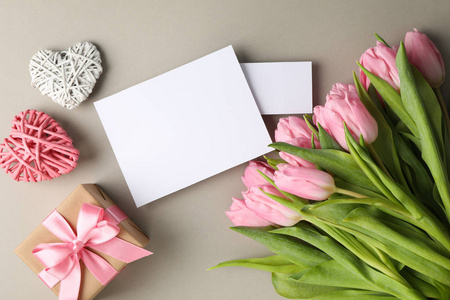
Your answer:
[15,184,151,300]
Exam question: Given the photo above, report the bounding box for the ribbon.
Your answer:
[32,203,152,300]
[104,205,128,225]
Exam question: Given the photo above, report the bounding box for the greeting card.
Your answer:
[95,46,272,207]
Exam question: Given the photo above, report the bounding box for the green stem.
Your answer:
[335,188,368,199]
[435,87,450,140]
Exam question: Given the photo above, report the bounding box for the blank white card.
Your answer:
[95,46,272,207]
[241,62,312,115]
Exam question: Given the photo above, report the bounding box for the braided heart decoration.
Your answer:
[0,110,79,182]
[29,42,103,109]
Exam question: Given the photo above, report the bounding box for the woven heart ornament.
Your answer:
[29,42,103,109]
[0,110,79,182]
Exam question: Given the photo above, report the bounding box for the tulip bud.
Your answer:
[359,41,400,91]
[242,185,302,226]
[274,164,335,201]
[314,83,378,150]
[241,161,275,188]
[275,116,313,142]
[225,197,273,227]
[405,28,445,88]
[275,116,320,168]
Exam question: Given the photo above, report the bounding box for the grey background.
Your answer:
[1,1,450,299]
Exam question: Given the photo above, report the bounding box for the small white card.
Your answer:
[240,62,312,115]
[95,46,272,207]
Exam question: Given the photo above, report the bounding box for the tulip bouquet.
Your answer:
[211,29,450,299]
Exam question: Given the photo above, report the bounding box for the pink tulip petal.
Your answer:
[243,186,302,226]
[315,83,378,149]
[274,164,335,201]
[275,117,313,142]
[241,161,275,188]
[314,106,348,150]
[225,209,273,227]
[359,42,399,91]
[229,198,247,211]
[405,28,445,88]
[244,199,301,227]
[226,197,273,227]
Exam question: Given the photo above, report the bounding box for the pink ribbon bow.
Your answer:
[32,203,152,300]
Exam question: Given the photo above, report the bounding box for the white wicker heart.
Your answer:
[29,42,103,109]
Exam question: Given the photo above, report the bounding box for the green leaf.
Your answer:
[433,280,450,300]
[261,189,303,213]
[399,132,422,150]
[394,131,439,215]
[264,156,286,169]
[382,214,449,258]
[432,184,446,216]
[231,226,330,269]
[357,62,418,136]
[343,126,401,208]
[400,268,441,299]
[306,200,423,238]
[296,259,379,291]
[209,255,305,273]
[345,125,450,249]
[301,203,450,288]
[442,115,450,181]
[269,142,380,193]
[375,33,390,47]
[411,66,444,158]
[311,290,398,300]
[345,124,429,217]
[272,272,344,299]
[356,237,404,274]
[359,135,369,154]
[317,123,343,151]
[354,72,407,187]
[393,131,433,198]
[309,197,407,217]
[272,223,425,300]
[368,84,385,112]
[304,115,319,141]
[275,269,400,299]
[396,42,450,223]
[344,207,450,284]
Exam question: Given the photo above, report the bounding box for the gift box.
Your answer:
[15,184,151,300]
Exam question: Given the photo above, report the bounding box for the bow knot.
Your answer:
[32,203,152,300]
[71,240,85,254]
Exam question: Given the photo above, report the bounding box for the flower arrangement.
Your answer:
[211,29,450,299]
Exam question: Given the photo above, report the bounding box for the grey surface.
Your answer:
[1,1,450,299]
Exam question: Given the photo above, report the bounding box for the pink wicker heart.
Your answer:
[0,110,79,182]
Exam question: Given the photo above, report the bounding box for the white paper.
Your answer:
[240,62,312,115]
[95,46,272,207]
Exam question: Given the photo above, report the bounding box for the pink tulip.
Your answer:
[314,83,378,150]
[274,164,336,201]
[241,161,275,188]
[275,116,313,142]
[225,197,273,227]
[359,41,400,91]
[240,185,302,226]
[405,28,445,88]
[275,116,320,168]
